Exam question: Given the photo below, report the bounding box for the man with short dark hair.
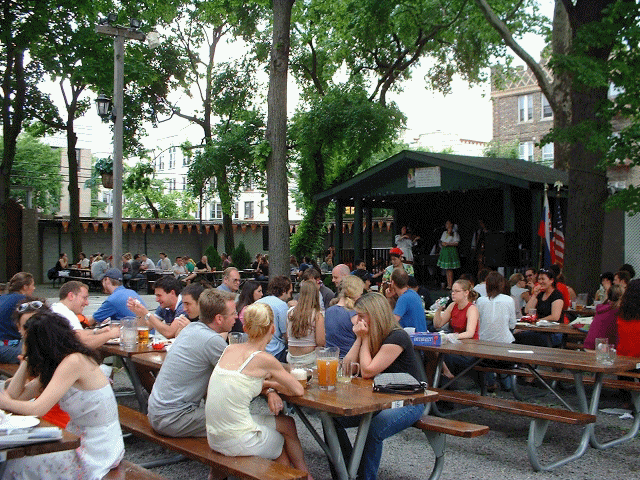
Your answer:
[256,276,292,362]
[614,270,631,291]
[217,267,240,293]
[92,268,146,324]
[147,289,236,437]
[180,283,206,321]
[301,268,334,310]
[127,275,189,338]
[474,268,491,297]
[158,252,172,271]
[391,268,427,332]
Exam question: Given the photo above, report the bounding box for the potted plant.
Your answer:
[95,157,114,189]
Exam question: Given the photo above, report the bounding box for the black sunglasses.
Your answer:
[18,300,44,313]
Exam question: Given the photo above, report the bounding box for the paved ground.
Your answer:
[32,283,640,479]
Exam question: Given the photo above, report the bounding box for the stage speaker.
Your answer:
[484,232,519,267]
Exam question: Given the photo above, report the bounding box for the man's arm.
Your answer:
[76,326,120,349]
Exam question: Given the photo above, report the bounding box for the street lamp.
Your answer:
[94,94,112,122]
[95,13,155,269]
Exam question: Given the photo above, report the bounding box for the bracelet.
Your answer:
[266,388,276,395]
[144,312,153,322]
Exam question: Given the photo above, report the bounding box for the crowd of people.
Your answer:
[1,238,639,479]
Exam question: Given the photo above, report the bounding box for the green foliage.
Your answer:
[231,241,252,270]
[483,139,519,159]
[204,245,223,271]
[1,133,62,214]
[94,157,113,175]
[123,174,196,219]
[605,184,640,215]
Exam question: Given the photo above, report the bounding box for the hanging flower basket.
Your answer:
[101,173,114,189]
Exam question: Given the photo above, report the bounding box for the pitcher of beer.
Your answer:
[316,347,340,390]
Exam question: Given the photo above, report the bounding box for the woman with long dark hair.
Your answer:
[616,279,640,357]
[0,312,124,479]
[236,280,264,325]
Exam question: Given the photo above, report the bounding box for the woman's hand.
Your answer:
[353,319,369,338]
[266,390,284,415]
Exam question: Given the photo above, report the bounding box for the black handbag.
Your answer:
[372,372,428,394]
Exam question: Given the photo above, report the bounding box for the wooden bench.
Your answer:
[63,275,102,291]
[127,277,146,292]
[0,362,19,378]
[103,459,167,479]
[118,405,307,480]
[413,414,489,479]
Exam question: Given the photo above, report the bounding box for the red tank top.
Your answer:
[450,302,478,339]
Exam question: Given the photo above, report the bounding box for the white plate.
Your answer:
[0,415,40,432]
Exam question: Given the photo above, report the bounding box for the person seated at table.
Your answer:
[336,293,426,480]
[616,279,640,357]
[158,251,172,271]
[516,268,564,347]
[0,312,124,479]
[127,275,190,339]
[379,281,397,309]
[205,303,312,479]
[509,273,530,319]
[147,289,235,438]
[433,279,479,379]
[549,263,576,311]
[286,280,325,367]
[301,268,335,311]
[254,254,269,281]
[90,254,109,280]
[473,268,490,297]
[91,268,146,325]
[179,282,207,323]
[325,275,365,359]
[524,267,538,290]
[256,275,294,362]
[614,270,631,292]
[185,255,213,284]
[381,248,414,283]
[583,284,623,351]
[77,252,90,268]
[0,272,35,363]
[236,280,264,327]
[391,268,427,332]
[477,272,516,391]
[595,272,614,303]
[123,253,145,288]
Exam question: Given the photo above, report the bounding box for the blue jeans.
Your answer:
[0,342,22,364]
[332,403,425,479]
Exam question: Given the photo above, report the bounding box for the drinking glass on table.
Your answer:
[121,317,137,350]
[316,347,339,390]
[529,309,537,322]
[337,360,360,384]
[228,332,247,344]
[595,338,609,363]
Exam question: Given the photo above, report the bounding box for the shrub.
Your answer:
[231,241,252,270]
[204,245,223,270]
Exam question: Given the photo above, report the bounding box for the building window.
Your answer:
[260,200,265,214]
[234,203,239,219]
[159,157,165,170]
[182,177,186,191]
[518,95,533,122]
[169,147,176,169]
[210,203,222,220]
[345,206,355,215]
[183,153,189,166]
[541,94,553,119]
[244,179,254,191]
[519,142,534,161]
[244,201,254,219]
[541,143,554,165]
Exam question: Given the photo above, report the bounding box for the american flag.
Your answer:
[551,201,565,268]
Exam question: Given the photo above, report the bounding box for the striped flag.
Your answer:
[551,201,565,267]
[537,189,551,267]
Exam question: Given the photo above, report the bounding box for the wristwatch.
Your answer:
[144,312,153,322]
[266,388,276,395]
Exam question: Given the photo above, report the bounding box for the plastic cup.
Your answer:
[316,347,339,390]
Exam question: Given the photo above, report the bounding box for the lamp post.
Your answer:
[95,17,147,269]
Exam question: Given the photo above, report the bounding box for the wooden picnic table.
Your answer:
[513,321,587,348]
[0,419,80,476]
[100,342,166,413]
[281,378,438,480]
[415,339,640,471]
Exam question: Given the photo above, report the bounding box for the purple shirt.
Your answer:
[583,303,619,350]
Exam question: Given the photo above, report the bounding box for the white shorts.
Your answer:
[207,414,284,460]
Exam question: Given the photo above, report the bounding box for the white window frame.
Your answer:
[518,94,533,123]
[210,202,223,220]
[234,202,239,219]
[541,143,554,164]
[244,201,254,219]
[541,94,553,120]
[519,141,534,161]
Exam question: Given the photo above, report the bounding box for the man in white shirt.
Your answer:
[158,252,172,271]
[140,253,156,272]
[51,281,119,348]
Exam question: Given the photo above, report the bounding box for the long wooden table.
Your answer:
[0,420,80,476]
[513,321,587,348]
[415,339,640,471]
[281,378,438,480]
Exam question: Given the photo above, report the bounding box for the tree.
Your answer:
[0,0,90,280]
[474,0,638,295]
[0,133,62,213]
[157,2,266,255]
[265,0,295,277]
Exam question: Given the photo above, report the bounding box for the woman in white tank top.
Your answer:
[287,280,325,367]
[205,303,313,480]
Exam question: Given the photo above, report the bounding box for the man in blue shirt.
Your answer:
[256,275,292,362]
[127,275,189,338]
[391,268,427,332]
[92,268,146,324]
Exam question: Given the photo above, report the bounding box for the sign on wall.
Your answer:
[408,166,441,188]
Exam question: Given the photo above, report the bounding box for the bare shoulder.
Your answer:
[257,351,282,369]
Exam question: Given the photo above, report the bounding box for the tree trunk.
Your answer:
[1,47,26,281]
[265,0,295,278]
[66,118,83,262]
[551,0,572,170]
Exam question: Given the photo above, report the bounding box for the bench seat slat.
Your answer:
[0,363,19,378]
[102,460,167,480]
[432,388,596,425]
[118,405,306,480]
[413,415,489,438]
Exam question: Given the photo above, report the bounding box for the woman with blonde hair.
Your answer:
[335,293,425,480]
[205,303,313,479]
[286,280,325,366]
[325,275,365,358]
[434,278,479,378]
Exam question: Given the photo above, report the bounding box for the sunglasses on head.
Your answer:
[18,300,44,313]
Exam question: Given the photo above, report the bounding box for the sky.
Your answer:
[54,1,553,158]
